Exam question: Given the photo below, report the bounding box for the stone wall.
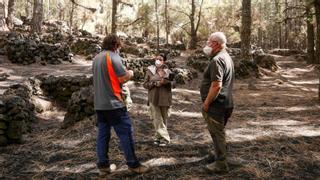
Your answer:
[36,74,93,107]
[0,83,36,146]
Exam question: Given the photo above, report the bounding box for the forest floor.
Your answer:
[0,52,319,179]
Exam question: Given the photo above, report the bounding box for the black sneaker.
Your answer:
[153,138,160,145]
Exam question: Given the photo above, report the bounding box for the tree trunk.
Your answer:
[26,0,32,18]
[284,0,289,48]
[240,0,252,60]
[69,2,76,33]
[31,0,44,34]
[274,0,282,48]
[0,2,8,31]
[58,2,64,21]
[306,2,315,64]
[164,0,169,45]
[47,0,50,20]
[189,0,197,49]
[314,0,320,101]
[6,0,15,29]
[155,0,160,52]
[315,0,320,64]
[111,0,117,34]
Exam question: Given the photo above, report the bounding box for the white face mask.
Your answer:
[155,59,162,67]
[203,45,213,55]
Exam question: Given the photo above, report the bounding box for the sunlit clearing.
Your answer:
[227,124,320,143]
[285,106,320,112]
[248,119,307,126]
[52,139,82,148]
[170,111,202,118]
[173,88,200,95]
[144,156,204,167]
[288,80,319,85]
[45,162,96,173]
[248,93,261,97]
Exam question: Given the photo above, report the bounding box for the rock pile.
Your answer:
[187,53,209,72]
[36,74,93,107]
[70,37,101,57]
[63,86,94,128]
[254,53,278,71]
[234,60,260,79]
[227,48,241,57]
[172,68,198,84]
[0,83,36,146]
[5,32,73,65]
[125,58,155,80]
[0,33,7,55]
[268,49,304,56]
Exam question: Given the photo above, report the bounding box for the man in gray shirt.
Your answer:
[93,34,149,177]
[200,32,234,173]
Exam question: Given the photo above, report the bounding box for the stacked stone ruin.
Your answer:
[0,83,36,146]
[5,32,73,65]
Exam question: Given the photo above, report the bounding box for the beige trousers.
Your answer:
[149,103,171,142]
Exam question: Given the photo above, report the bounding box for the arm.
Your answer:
[161,78,176,89]
[118,70,134,84]
[143,70,156,90]
[111,54,134,84]
[203,81,222,111]
[203,58,224,111]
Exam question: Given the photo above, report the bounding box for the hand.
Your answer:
[160,78,165,85]
[155,81,162,87]
[128,70,134,78]
[202,102,210,112]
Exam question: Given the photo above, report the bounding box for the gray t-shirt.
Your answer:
[93,50,126,110]
[200,49,234,111]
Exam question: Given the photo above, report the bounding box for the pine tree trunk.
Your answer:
[69,2,75,33]
[111,0,117,34]
[284,0,289,48]
[31,0,44,34]
[25,1,31,18]
[155,0,160,52]
[314,0,320,101]
[240,0,252,60]
[6,0,15,29]
[0,3,8,31]
[165,0,169,45]
[306,2,315,64]
[315,0,320,64]
[189,0,197,49]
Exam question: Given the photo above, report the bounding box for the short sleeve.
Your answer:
[210,59,223,82]
[111,53,126,77]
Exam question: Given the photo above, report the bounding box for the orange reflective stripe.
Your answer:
[106,52,123,102]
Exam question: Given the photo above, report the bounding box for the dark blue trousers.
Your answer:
[96,107,140,168]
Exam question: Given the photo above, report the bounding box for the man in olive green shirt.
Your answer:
[200,32,234,173]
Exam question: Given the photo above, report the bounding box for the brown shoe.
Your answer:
[98,167,111,177]
[206,161,229,173]
[129,164,150,174]
[98,164,116,177]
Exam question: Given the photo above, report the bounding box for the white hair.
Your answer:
[209,32,227,48]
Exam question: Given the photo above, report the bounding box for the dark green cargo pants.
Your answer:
[202,110,228,168]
